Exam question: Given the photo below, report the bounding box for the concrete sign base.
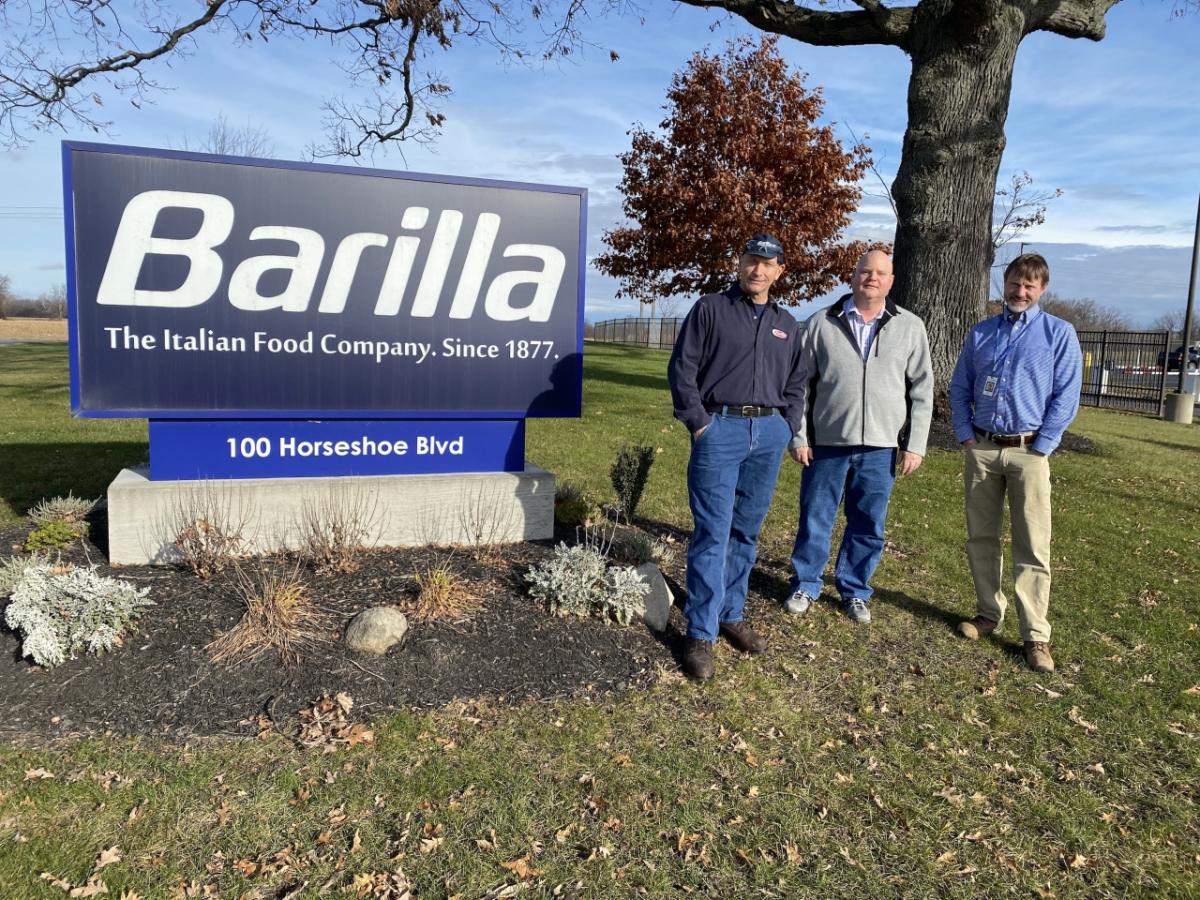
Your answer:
[106,465,555,566]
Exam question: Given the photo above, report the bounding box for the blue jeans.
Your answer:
[790,445,897,602]
[685,412,791,640]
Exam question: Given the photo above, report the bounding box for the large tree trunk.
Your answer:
[889,3,1026,409]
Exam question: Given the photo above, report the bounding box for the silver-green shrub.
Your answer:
[526,542,650,625]
[29,493,96,525]
[608,528,676,568]
[0,551,49,595]
[4,565,153,667]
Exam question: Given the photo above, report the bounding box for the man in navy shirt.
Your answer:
[668,234,806,681]
[949,253,1082,673]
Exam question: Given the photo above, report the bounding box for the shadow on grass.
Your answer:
[0,442,146,518]
[1142,437,1200,454]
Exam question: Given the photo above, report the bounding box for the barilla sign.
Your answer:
[63,142,586,419]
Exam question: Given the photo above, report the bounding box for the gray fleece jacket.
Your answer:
[789,296,933,456]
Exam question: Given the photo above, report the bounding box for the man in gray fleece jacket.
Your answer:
[784,250,933,623]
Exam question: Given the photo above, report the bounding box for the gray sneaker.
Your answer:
[842,598,871,624]
[784,590,815,616]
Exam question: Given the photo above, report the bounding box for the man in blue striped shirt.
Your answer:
[949,253,1082,673]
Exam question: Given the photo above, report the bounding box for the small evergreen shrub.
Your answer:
[4,565,153,668]
[29,493,96,525]
[609,445,656,521]
[526,542,650,625]
[25,521,85,550]
[554,482,597,529]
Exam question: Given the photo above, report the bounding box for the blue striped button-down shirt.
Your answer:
[949,304,1083,455]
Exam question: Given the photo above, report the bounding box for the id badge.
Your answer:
[983,375,998,397]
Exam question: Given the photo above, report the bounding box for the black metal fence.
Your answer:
[1076,330,1172,414]
[590,317,685,351]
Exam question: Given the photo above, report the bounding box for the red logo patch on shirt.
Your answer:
[772,328,788,339]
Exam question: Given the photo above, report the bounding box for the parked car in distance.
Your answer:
[1157,344,1200,369]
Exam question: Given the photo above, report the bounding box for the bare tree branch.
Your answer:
[0,1,633,155]
[1030,0,1121,40]
[674,0,913,47]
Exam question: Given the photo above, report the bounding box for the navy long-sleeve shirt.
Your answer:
[667,285,807,435]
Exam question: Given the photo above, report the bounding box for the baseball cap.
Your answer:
[743,234,784,262]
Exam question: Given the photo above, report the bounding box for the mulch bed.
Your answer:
[1,429,1094,742]
[926,419,1095,453]
[0,521,683,741]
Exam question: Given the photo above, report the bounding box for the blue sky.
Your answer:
[1,2,1197,325]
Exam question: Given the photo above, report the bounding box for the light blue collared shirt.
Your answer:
[843,296,888,361]
[948,304,1083,456]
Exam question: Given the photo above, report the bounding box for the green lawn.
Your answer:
[2,341,1199,898]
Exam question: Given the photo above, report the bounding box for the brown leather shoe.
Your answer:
[682,638,715,681]
[1024,641,1055,672]
[719,620,767,655]
[958,616,999,641]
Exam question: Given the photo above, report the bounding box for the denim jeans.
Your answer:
[790,445,897,602]
[685,411,791,640]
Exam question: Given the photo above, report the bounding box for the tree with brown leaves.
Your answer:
[673,0,1141,394]
[596,36,871,308]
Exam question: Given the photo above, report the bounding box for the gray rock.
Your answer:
[635,562,672,633]
[344,606,408,654]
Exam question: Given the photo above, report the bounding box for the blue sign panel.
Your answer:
[63,142,585,419]
[149,419,525,480]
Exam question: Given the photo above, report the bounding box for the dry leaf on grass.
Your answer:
[94,847,121,871]
[25,767,55,780]
[296,694,377,752]
[499,854,542,879]
[1068,707,1098,733]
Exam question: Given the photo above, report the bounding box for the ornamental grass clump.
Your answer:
[410,555,480,622]
[3,563,153,668]
[526,542,650,625]
[208,563,333,667]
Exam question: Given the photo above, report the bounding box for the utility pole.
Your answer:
[1163,193,1199,425]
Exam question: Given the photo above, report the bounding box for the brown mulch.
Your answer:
[0,521,682,741]
[925,418,1095,454]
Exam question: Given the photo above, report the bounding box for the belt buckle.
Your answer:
[739,405,756,416]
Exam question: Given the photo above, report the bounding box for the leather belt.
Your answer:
[975,428,1038,448]
[705,404,779,417]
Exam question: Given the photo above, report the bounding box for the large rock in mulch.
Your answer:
[635,562,673,633]
[344,606,409,654]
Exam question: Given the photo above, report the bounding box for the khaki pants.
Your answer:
[963,437,1053,642]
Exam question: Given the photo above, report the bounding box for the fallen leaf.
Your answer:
[69,876,109,898]
[1068,707,1098,733]
[936,850,957,865]
[499,854,542,879]
[95,847,122,871]
[418,837,443,855]
[41,873,73,891]
[25,768,55,781]
[1033,684,1063,699]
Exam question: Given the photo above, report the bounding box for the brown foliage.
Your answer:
[596,36,871,306]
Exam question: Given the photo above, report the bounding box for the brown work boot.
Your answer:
[719,620,768,655]
[682,638,715,681]
[958,615,999,641]
[1024,641,1055,673]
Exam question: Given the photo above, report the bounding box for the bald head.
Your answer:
[851,249,894,310]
